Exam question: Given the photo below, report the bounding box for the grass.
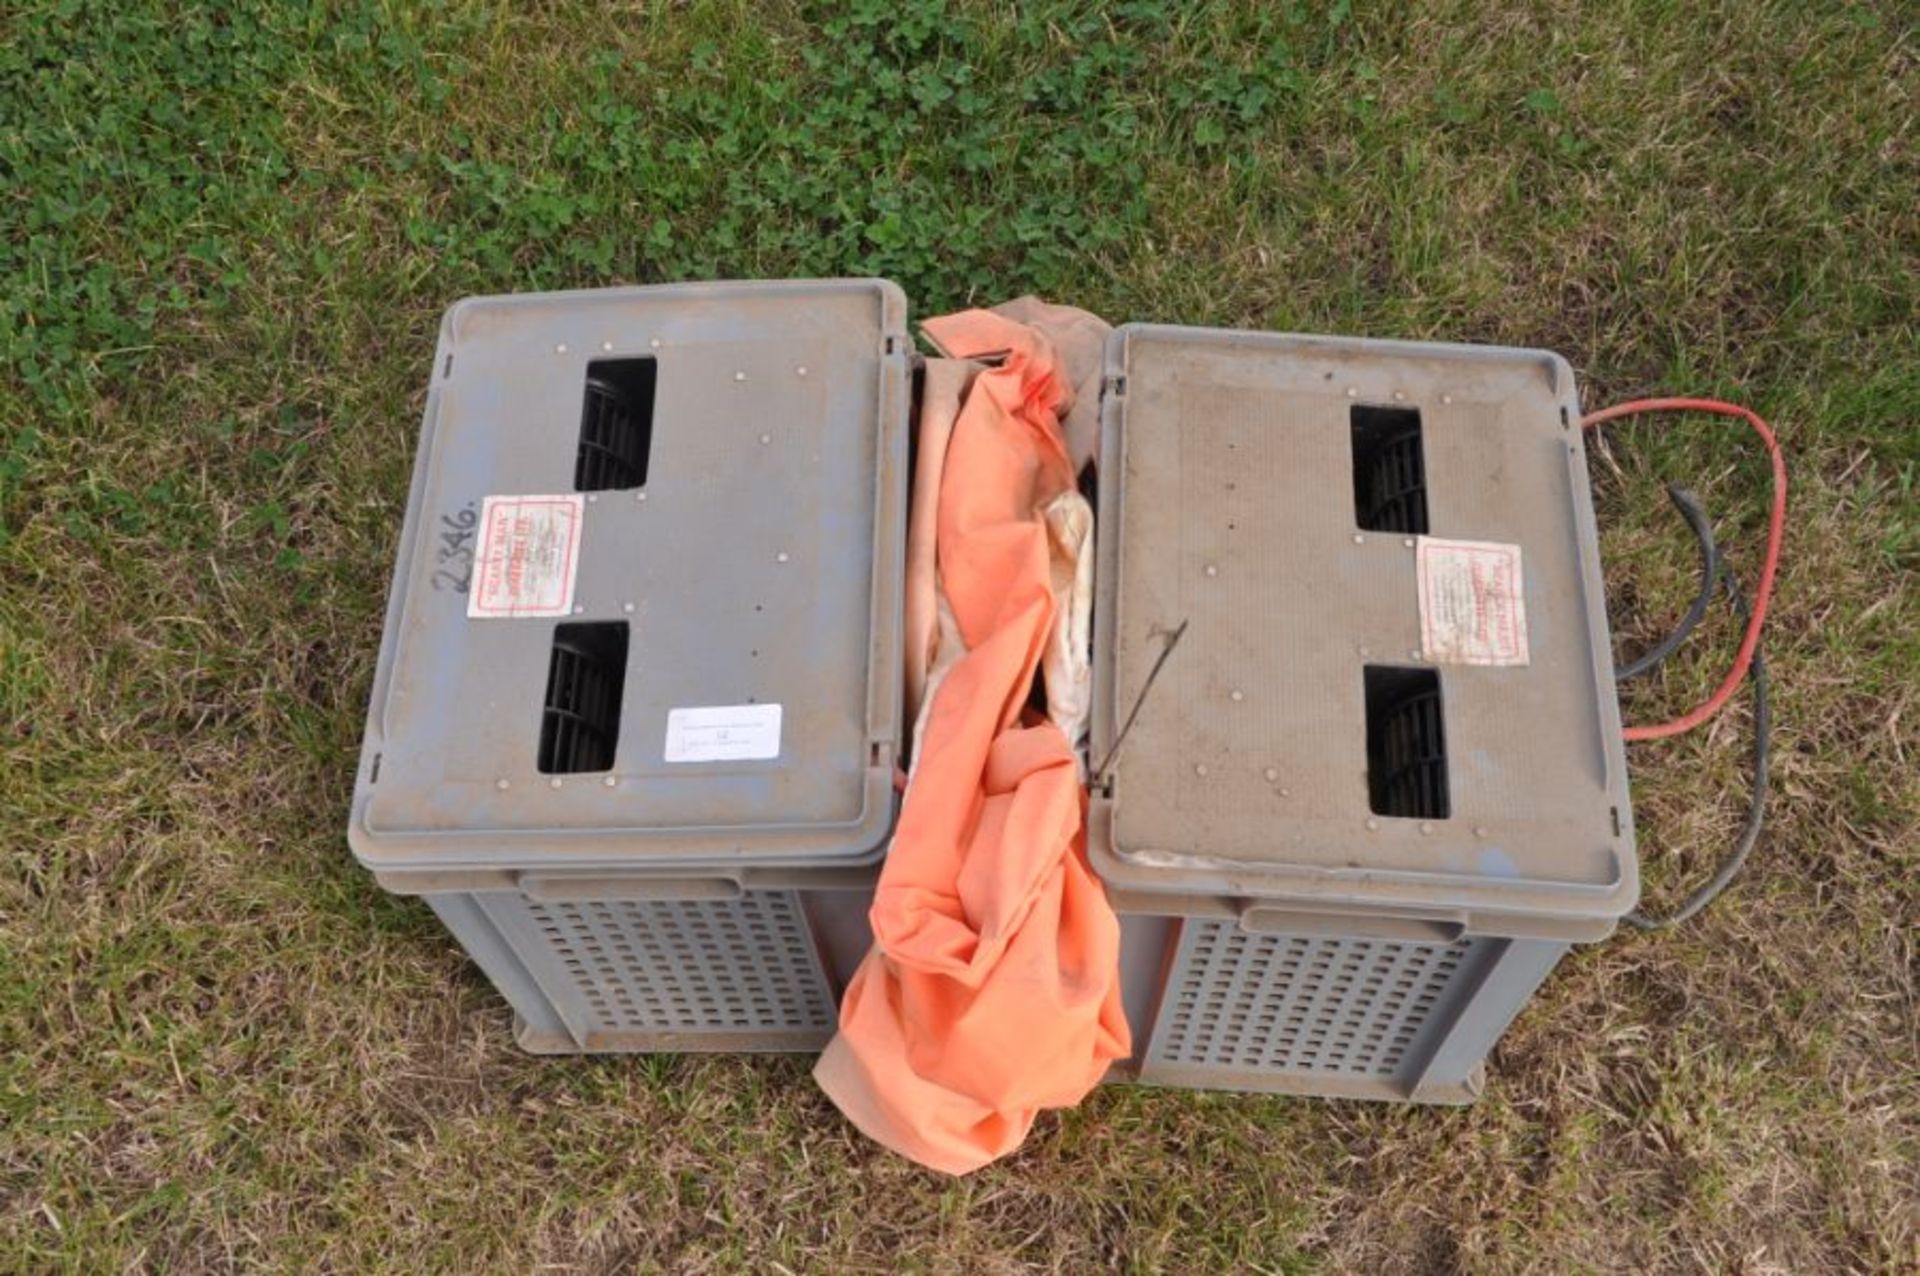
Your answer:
[2,0,1915,1269]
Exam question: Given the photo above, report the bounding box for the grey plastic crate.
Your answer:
[349,279,911,1052]
[1089,324,1637,1102]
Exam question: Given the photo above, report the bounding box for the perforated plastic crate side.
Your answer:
[1134,919,1565,1102]
[429,887,844,1053]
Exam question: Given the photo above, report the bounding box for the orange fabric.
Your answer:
[814,310,1130,1175]
[987,296,1110,471]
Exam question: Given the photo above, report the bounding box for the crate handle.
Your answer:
[1238,906,1465,944]
[518,874,742,903]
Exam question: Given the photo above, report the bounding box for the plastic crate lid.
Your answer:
[1089,324,1638,926]
[349,280,911,876]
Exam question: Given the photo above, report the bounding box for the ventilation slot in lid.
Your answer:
[576,358,656,492]
[1365,665,1450,819]
[1351,404,1429,534]
[539,622,630,773]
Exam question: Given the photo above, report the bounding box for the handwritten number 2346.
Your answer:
[431,504,477,593]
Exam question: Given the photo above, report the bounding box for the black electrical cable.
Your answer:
[1615,485,1720,683]
[1619,496,1771,931]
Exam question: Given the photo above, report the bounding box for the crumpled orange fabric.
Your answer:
[814,309,1130,1175]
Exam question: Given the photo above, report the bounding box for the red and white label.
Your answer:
[467,494,584,619]
[1417,537,1530,666]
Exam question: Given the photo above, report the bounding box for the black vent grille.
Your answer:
[1365,666,1450,819]
[575,359,656,492]
[538,623,629,773]
[1352,404,1429,534]
[1361,429,1428,532]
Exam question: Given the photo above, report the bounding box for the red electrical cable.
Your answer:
[1582,397,1787,742]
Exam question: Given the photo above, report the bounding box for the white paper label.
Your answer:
[664,704,783,763]
[1416,537,1531,666]
[467,494,584,619]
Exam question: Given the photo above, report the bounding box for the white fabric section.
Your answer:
[1041,489,1095,767]
[903,360,979,744]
